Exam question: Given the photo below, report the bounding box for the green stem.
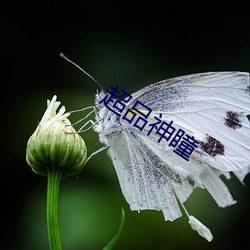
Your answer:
[47,165,63,250]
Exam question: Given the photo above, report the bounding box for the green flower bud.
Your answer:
[26,95,87,178]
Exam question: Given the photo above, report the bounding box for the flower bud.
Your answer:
[26,95,87,178]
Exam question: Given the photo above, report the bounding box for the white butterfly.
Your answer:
[89,72,250,241]
[60,53,250,242]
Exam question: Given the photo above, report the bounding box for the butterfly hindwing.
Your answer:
[107,127,183,221]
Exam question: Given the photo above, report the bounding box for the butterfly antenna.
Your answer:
[60,53,104,91]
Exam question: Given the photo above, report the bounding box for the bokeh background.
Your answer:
[2,1,250,250]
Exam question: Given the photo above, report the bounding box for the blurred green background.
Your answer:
[2,2,250,250]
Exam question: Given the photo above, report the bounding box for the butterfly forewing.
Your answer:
[121,72,250,172]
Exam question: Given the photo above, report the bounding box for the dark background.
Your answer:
[2,1,250,250]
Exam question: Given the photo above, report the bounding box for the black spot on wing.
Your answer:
[224,111,243,130]
[186,177,195,186]
[246,84,250,95]
[200,135,225,157]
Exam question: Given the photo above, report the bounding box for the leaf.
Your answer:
[102,208,125,250]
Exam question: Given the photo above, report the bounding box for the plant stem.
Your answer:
[47,165,63,250]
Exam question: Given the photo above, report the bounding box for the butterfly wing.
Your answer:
[106,127,182,221]
[125,72,250,173]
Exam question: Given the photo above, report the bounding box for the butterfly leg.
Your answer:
[85,145,108,165]
[68,106,100,132]
[70,106,96,126]
[77,117,105,133]
[77,145,108,176]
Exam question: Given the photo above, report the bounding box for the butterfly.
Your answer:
[61,55,250,241]
[91,72,250,241]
